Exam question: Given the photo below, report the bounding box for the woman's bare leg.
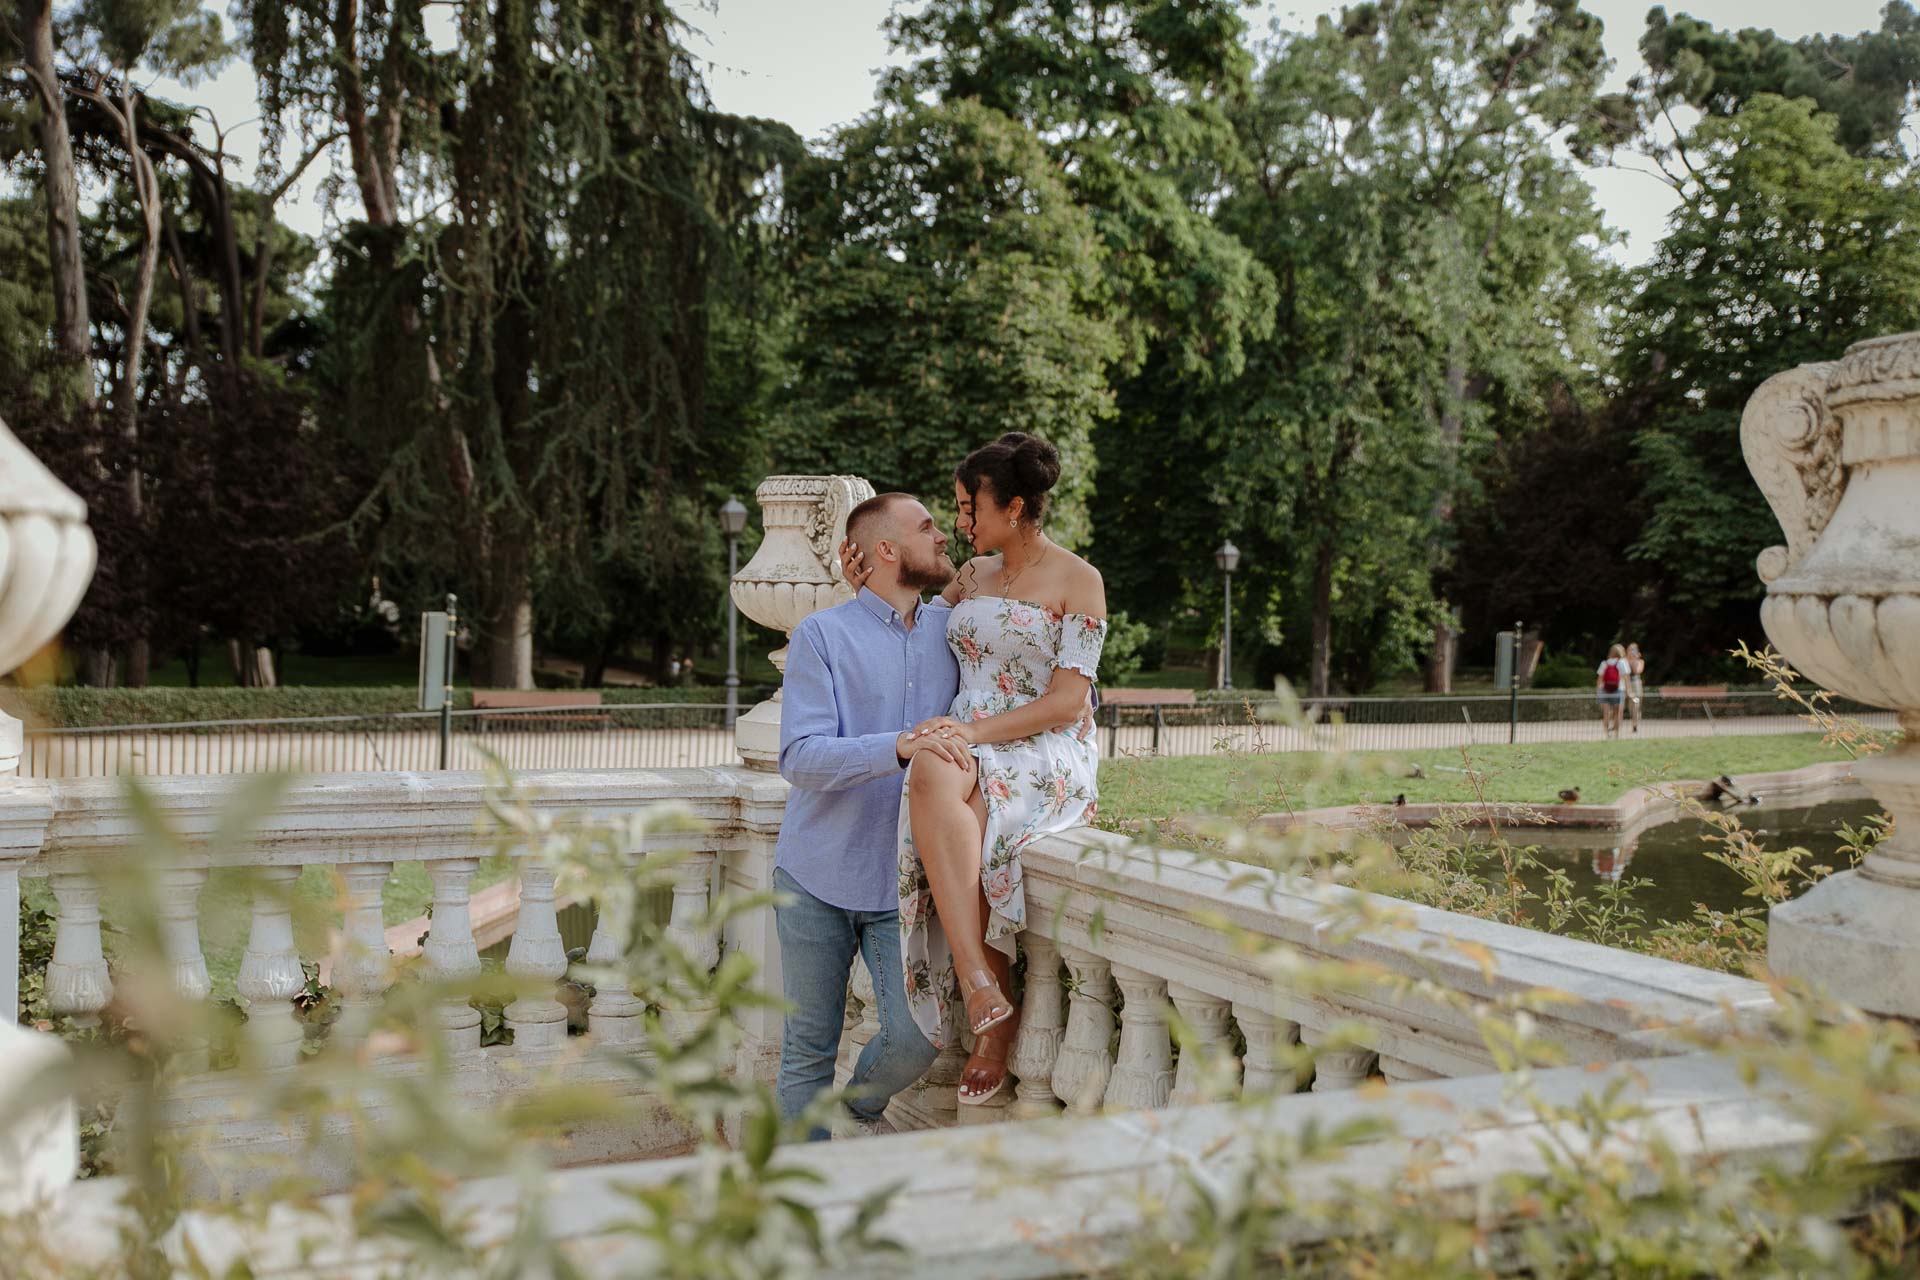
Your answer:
[907,753,998,1007]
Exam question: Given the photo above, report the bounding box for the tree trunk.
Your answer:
[1424,345,1469,694]
[124,638,150,688]
[112,83,163,696]
[81,647,117,688]
[184,637,201,688]
[18,0,90,385]
[1309,538,1334,699]
[227,638,277,687]
[1425,610,1457,695]
[485,544,533,690]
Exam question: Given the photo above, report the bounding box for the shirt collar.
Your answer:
[856,586,906,627]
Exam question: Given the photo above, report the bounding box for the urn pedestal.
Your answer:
[1743,333,1920,1017]
[728,476,875,770]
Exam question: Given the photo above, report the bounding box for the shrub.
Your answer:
[0,684,775,728]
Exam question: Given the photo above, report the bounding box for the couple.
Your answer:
[770,432,1107,1137]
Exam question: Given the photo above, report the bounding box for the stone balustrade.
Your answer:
[61,1049,1910,1280]
[5,762,1778,1204]
[1,767,782,1195]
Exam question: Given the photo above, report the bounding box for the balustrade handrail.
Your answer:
[24,703,732,737]
[1018,826,1777,1077]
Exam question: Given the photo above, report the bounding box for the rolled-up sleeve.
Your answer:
[778,621,904,791]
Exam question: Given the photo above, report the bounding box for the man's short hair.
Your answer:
[845,491,916,551]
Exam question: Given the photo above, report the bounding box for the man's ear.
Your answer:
[872,538,898,563]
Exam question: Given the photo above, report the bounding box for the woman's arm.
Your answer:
[941,667,1094,745]
[913,565,1106,746]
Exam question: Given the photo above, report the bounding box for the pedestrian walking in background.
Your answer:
[1596,644,1631,739]
[1625,642,1646,734]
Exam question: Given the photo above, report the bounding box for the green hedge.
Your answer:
[1,684,774,728]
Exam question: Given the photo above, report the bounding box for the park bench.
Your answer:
[471,690,610,731]
[1099,688,1198,707]
[1657,684,1730,711]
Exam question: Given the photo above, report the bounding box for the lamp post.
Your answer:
[1214,540,1240,691]
[719,497,749,729]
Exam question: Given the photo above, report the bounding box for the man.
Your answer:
[773,491,966,1138]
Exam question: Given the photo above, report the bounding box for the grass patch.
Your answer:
[1094,732,1858,829]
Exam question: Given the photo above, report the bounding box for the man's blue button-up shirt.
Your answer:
[774,587,960,912]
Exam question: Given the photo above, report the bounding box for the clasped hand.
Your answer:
[895,716,973,768]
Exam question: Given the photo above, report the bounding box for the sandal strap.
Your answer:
[968,1025,1018,1064]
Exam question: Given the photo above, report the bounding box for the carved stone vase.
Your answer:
[0,411,94,1212]
[729,475,875,769]
[1743,332,1920,1017]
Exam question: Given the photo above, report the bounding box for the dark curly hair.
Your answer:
[956,432,1062,526]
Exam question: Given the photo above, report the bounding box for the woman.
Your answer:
[1596,643,1631,739]
[1625,642,1646,734]
[849,432,1106,1106]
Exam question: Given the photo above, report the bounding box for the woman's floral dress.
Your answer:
[896,596,1107,1049]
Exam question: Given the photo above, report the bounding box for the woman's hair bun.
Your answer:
[999,432,1061,491]
[957,432,1063,525]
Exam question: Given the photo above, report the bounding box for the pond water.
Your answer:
[1471,797,1883,927]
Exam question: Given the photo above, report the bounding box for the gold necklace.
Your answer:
[1000,538,1048,598]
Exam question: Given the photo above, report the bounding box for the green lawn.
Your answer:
[1095,732,1860,828]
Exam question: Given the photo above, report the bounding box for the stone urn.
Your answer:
[1743,331,1920,1017]
[0,411,93,1212]
[729,475,875,770]
[0,414,97,775]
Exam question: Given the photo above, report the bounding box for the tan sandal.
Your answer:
[960,968,1013,1036]
[958,1020,1018,1106]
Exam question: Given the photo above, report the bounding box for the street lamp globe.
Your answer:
[718,497,749,536]
[1214,540,1240,574]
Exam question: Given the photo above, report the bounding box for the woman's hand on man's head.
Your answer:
[838,537,875,592]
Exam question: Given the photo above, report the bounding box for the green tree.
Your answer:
[1616,94,1920,655]
[878,0,1274,589]
[775,100,1118,545]
[1216,0,1615,695]
[1584,2,1920,160]
[241,0,798,687]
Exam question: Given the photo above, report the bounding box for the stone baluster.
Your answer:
[1051,946,1115,1115]
[155,869,211,1070]
[660,852,720,1043]
[332,862,393,1049]
[923,998,971,1123]
[1167,983,1237,1106]
[237,866,307,1069]
[1105,965,1174,1110]
[1302,1024,1377,1092]
[504,860,569,1054]
[1233,1004,1301,1097]
[1379,1056,1440,1085]
[1007,935,1066,1119]
[422,858,483,1056]
[46,873,112,1028]
[582,902,648,1050]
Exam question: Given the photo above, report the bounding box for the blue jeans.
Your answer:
[774,866,936,1140]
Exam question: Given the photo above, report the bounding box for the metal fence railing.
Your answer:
[1097,689,1897,759]
[24,702,736,779]
[23,689,1896,779]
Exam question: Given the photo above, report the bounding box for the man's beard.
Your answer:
[899,549,956,594]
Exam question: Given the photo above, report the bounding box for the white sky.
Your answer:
[117,0,1908,265]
